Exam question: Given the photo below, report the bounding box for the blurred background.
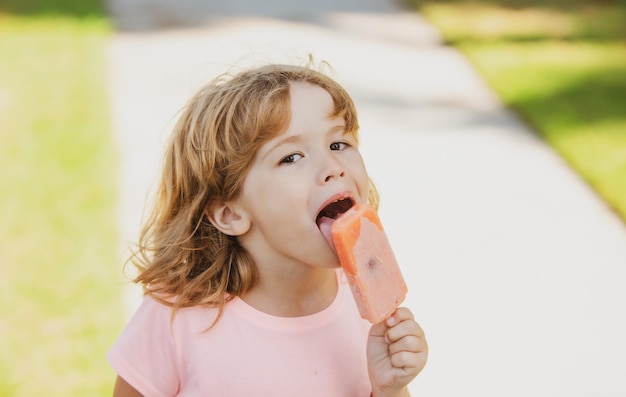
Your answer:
[0,0,624,395]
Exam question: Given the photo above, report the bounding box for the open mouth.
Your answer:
[315,197,355,227]
[316,197,355,252]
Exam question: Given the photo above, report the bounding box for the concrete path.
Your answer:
[107,1,626,395]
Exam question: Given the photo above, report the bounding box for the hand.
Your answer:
[366,307,428,397]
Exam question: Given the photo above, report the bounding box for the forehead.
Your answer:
[253,84,350,160]
[263,81,352,138]
[288,82,337,124]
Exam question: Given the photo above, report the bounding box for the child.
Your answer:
[108,62,428,397]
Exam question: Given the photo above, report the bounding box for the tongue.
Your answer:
[317,216,337,254]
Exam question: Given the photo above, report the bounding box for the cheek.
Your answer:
[271,179,311,213]
[246,174,307,214]
[350,153,370,192]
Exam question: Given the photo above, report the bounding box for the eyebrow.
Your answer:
[260,135,302,162]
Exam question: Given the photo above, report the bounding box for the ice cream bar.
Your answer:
[331,203,407,324]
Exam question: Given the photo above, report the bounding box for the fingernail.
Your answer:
[386,316,396,326]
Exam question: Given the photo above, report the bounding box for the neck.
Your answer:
[242,266,338,317]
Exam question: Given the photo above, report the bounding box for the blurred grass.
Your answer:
[0,0,105,17]
[403,0,626,222]
[0,1,123,395]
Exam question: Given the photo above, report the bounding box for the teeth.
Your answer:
[317,197,354,223]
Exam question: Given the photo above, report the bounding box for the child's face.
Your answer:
[237,82,370,270]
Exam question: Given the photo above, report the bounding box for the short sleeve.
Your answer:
[107,296,180,397]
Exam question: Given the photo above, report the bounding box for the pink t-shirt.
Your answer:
[108,272,373,396]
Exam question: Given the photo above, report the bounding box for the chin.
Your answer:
[323,254,342,269]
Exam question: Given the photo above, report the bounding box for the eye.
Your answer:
[330,141,349,151]
[279,153,303,165]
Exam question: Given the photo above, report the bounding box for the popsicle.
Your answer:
[324,202,407,324]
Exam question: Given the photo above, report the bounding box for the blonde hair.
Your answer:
[129,63,380,321]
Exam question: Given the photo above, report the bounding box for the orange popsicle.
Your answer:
[330,203,407,324]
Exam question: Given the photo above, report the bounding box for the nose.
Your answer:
[324,169,345,183]
[320,157,345,184]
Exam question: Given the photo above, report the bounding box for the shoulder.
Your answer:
[107,296,226,396]
[111,294,226,356]
[137,294,224,333]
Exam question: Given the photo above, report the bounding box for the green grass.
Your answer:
[404,0,626,222]
[0,0,105,17]
[0,5,123,396]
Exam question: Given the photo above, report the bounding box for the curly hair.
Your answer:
[128,62,379,323]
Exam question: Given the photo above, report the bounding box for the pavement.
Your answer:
[106,0,626,395]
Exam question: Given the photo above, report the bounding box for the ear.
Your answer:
[205,201,251,237]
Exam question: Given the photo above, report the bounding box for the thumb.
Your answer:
[368,317,389,339]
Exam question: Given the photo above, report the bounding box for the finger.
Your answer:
[386,318,425,344]
[385,307,414,327]
[389,333,428,368]
[388,334,424,355]
[370,308,411,337]
[390,350,427,371]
